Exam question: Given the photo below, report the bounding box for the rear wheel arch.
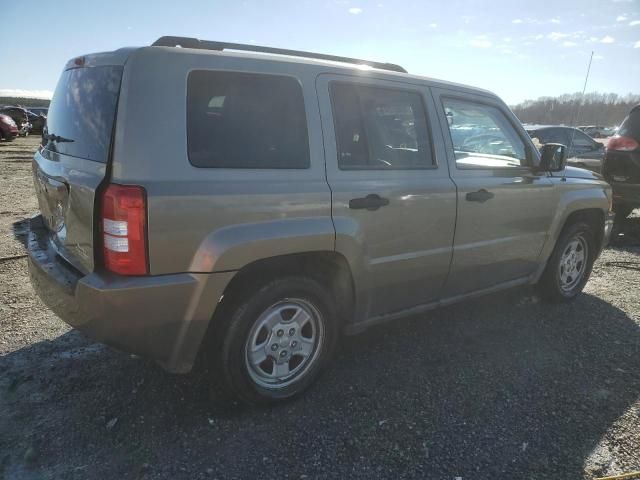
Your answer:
[197,252,355,403]
[223,251,355,320]
[197,251,356,370]
[218,251,356,325]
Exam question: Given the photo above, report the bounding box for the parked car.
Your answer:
[0,106,46,134]
[0,113,18,141]
[28,107,49,118]
[26,37,614,405]
[526,125,605,173]
[602,105,640,218]
[580,125,616,138]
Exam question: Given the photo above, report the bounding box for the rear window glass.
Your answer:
[187,71,310,169]
[44,66,122,163]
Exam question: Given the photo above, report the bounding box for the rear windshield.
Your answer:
[43,66,122,163]
[618,108,640,139]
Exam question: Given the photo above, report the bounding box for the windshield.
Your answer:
[44,66,122,163]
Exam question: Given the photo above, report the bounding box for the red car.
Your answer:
[603,105,640,218]
[0,113,18,141]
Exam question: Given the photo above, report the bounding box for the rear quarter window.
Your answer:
[187,71,310,169]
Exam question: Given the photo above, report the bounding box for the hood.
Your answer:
[552,166,604,181]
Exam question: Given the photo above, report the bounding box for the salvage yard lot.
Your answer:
[1,136,639,479]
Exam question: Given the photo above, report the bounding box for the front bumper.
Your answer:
[26,215,234,373]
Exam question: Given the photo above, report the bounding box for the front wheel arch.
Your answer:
[560,209,605,253]
[537,220,598,302]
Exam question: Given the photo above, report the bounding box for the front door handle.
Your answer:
[466,189,494,203]
[349,194,390,211]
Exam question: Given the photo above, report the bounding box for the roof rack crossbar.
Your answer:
[152,36,407,73]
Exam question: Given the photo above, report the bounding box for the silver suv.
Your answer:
[27,37,615,404]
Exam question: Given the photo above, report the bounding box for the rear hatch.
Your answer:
[32,54,126,273]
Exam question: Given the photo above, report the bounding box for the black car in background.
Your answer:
[525,125,605,173]
[0,106,46,134]
[603,105,640,218]
[28,107,48,118]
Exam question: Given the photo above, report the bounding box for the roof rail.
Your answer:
[151,36,407,73]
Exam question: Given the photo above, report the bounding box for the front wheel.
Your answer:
[537,222,596,302]
[207,276,338,405]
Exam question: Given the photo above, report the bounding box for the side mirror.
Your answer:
[539,143,567,172]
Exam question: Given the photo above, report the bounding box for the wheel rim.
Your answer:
[244,298,324,389]
[558,233,588,292]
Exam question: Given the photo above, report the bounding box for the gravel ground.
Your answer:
[1,136,639,480]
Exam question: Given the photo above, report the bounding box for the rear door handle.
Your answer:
[349,194,390,210]
[466,189,494,203]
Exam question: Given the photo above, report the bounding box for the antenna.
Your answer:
[567,51,595,156]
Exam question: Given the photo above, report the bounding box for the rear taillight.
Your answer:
[101,184,148,275]
[607,136,640,152]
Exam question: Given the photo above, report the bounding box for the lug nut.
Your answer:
[291,341,298,348]
[289,328,295,336]
[280,350,287,357]
[277,329,284,337]
[271,344,278,351]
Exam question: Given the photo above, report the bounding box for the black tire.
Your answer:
[205,276,338,405]
[537,221,596,302]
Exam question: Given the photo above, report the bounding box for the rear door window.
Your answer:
[44,66,123,163]
[330,83,433,170]
[187,71,310,169]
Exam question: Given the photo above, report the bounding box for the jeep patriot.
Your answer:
[27,37,615,404]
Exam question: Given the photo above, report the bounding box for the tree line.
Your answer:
[511,92,640,127]
[0,97,51,108]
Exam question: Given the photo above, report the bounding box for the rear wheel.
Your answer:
[207,276,338,405]
[537,222,596,302]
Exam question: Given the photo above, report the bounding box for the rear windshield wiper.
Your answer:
[44,133,74,143]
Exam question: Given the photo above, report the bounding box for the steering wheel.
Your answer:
[462,134,505,155]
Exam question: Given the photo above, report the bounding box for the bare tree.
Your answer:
[511,92,640,126]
